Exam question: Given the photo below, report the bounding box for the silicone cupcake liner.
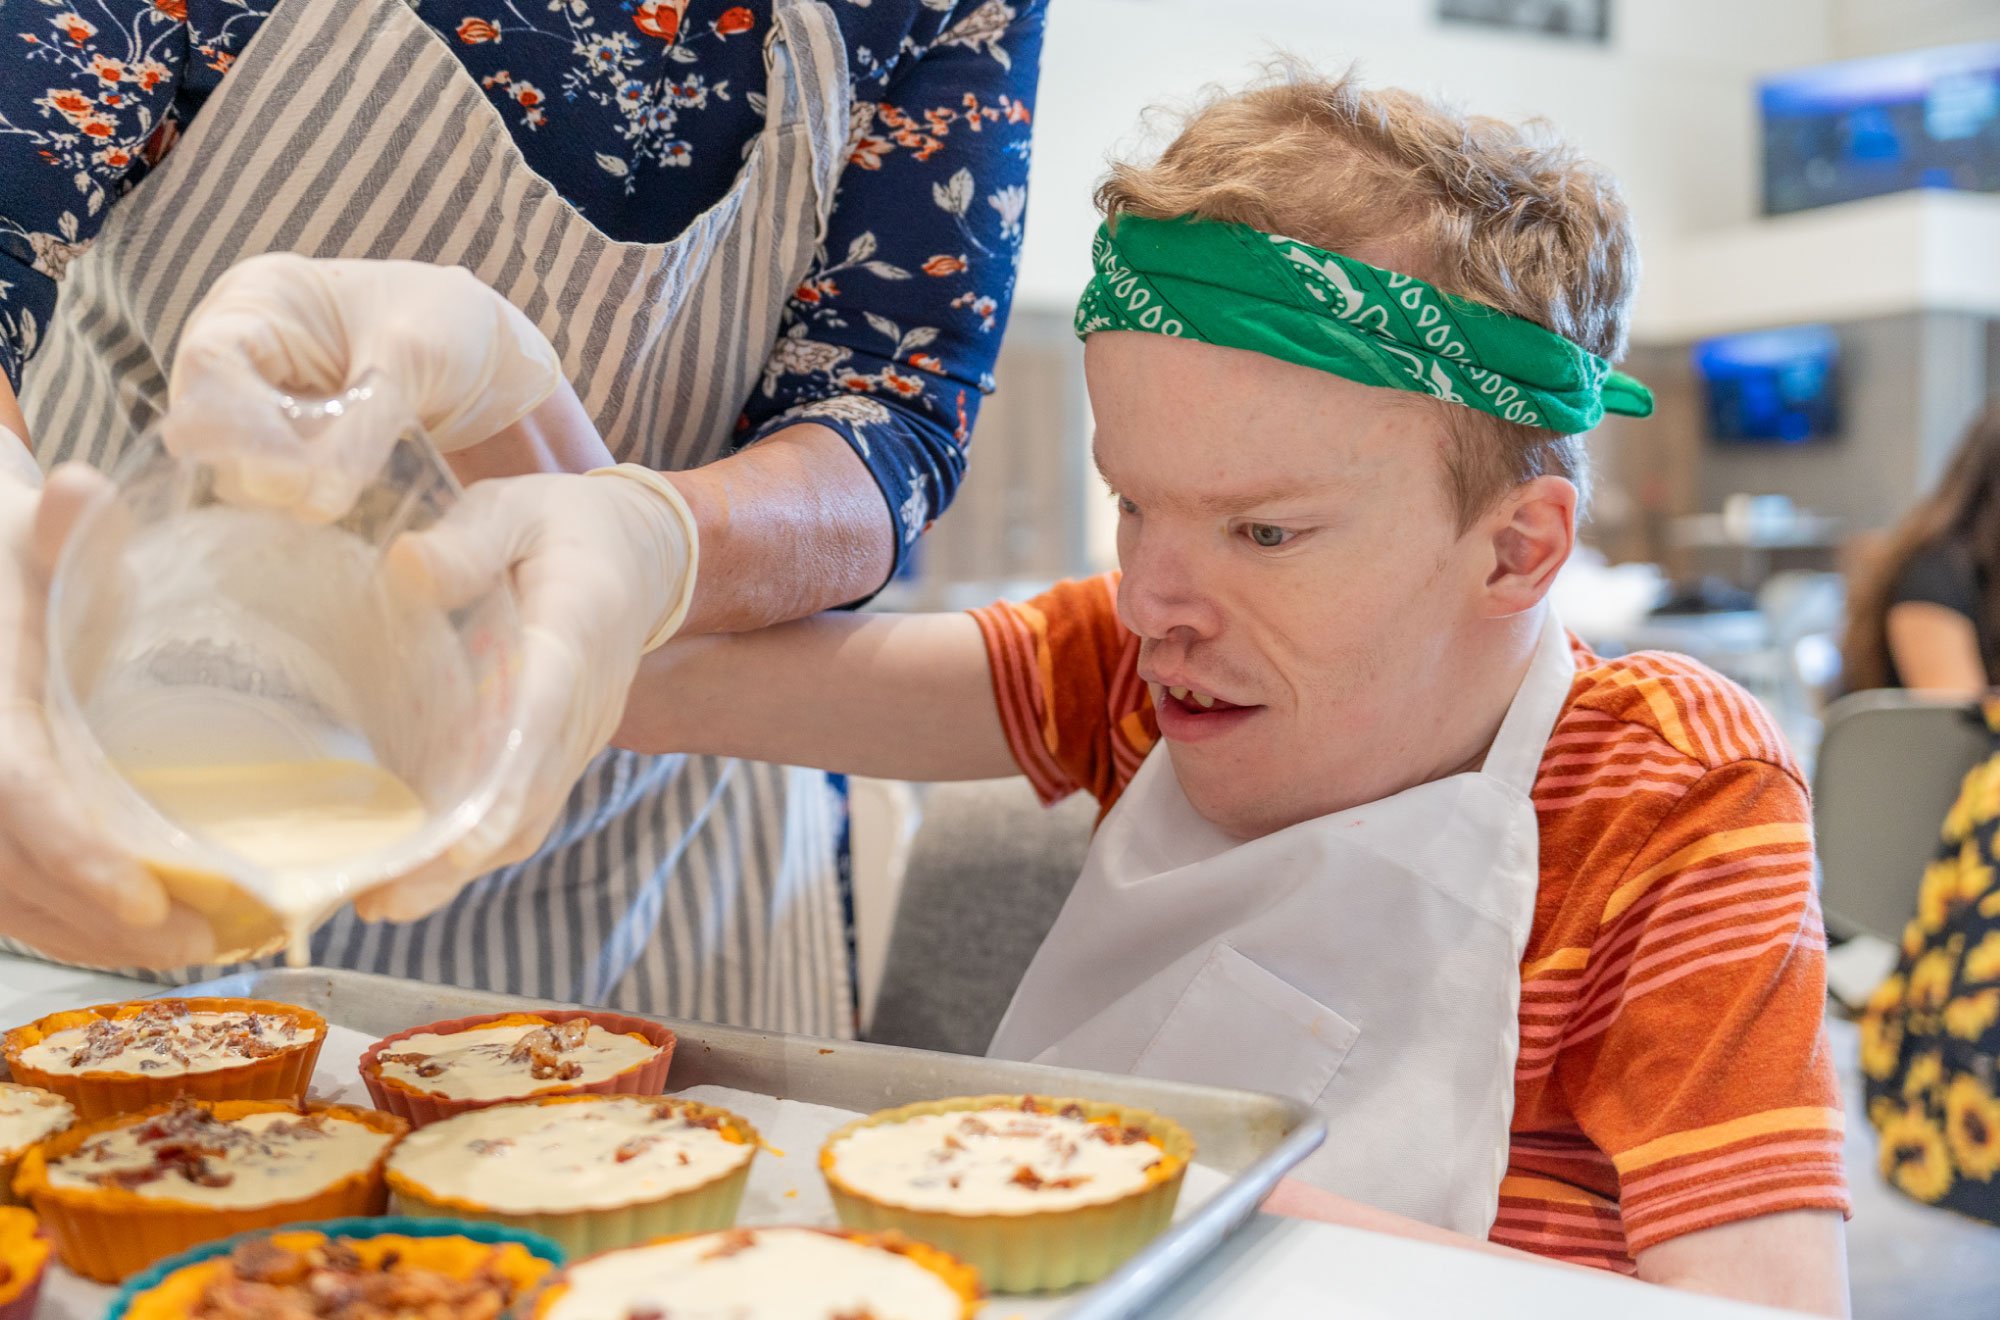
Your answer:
[387,1094,757,1256]
[530,1227,983,1320]
[359,1010,676,1127]
[0,1207,48,1320]
[107,1216,565,1320]
[819,1095,1195,1294]
[12,1098,407,1284]
[2,998,327,1121]
[0,1084,75,1208]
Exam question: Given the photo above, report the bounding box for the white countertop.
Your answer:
[0,954,1799,1319]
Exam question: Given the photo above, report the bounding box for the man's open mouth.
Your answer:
[1151,683,1248,716]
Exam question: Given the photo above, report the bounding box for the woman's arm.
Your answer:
[1886,601,1987,696]
[728,0,1049,600]
[614,609,1017,782]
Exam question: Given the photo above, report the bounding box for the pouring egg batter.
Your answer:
[122,760,429,965]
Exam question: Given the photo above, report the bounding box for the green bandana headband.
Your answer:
[1075,215,1653,434]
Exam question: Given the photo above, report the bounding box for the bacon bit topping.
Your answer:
[699,1229,758,1261]
[188,1235,522,1318]
[613,1136,660,1163]
[1059,1103,1087,1120]
[1088,1123,1152,1146]
[505,1017,597,1080]
[62,1002,298,1071]
[70,1099,353,1193]
[1008,1165,1044,1190]
[377,1051,448,1079]
[467,1138,514,1156]
[229,1238,309,1286]
[957,1116,992,1137]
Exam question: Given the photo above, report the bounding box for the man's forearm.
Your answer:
[668,422,894,635]
[614,611,1018,781]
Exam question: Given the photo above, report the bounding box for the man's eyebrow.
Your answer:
[1094,451,1346,514]
[1189,481,1322,516]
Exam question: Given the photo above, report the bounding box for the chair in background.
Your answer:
[864,778,1096,1056]
[1812,690,1987,942]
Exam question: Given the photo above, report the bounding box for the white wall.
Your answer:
[1014,0,1838,314]
[1830,0,2000,58]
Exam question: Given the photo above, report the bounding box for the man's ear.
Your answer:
[1482,475,1576,616]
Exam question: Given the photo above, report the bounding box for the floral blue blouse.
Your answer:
[0,0,1045,573]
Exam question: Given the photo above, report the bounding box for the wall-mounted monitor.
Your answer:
[1761,42,2000,215]
[1692,325,1840,445]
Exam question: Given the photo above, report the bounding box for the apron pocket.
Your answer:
[1132,943,1359,1106]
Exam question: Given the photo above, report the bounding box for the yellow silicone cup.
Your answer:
[819,1095,1195,1294]
[386,1094,759,1256]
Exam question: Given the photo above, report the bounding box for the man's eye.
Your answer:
[1245,523,1293,548]
[1116,496,1139,515]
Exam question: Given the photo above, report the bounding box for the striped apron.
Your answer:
[10,0,856,1036]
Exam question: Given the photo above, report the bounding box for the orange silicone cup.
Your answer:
[2,999,327,1121]
[0,1206,48,1320]
[359,1011,675,1129]
[11,1098,407,1284]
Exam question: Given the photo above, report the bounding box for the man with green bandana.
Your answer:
[463,71,1849,1312]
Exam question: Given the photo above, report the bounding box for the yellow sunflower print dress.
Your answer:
[1863,696,2000,1219]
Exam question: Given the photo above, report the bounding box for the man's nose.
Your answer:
[1118,528,1222,642]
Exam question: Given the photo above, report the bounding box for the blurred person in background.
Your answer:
[1842,406,2000,696]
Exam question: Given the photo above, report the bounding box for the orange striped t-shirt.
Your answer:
[969,573,1849,1272]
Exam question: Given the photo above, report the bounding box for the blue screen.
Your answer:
[1692,326,1840,445]
[1761,43,2000,214]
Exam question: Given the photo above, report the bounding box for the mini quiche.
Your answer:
[531,1227,982,1320]
[820,1094,1194,1293]
[388,1094,759,1254]
[0,1085,73,1207]
[3,998,326,1120]
[13,1098,406,1283]
[360,1011,676,1127]
[0,1206,48,1320]
[111,1223,560,1320]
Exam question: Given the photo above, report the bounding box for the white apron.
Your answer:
[989,612,1577,1235]
[11,0,857,1035]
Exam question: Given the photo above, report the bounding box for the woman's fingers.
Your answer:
[386,481,534,614]
[0,698,166,927]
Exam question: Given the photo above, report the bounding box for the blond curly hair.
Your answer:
[1097,66,1640,526]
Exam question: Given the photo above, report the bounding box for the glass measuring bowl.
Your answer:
[43,378,524,965]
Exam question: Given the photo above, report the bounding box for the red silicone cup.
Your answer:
[358,1011,676,1128]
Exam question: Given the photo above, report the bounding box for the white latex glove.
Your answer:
[0,443,215,967]
[166,253,562,520]
[353,465,700,921]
